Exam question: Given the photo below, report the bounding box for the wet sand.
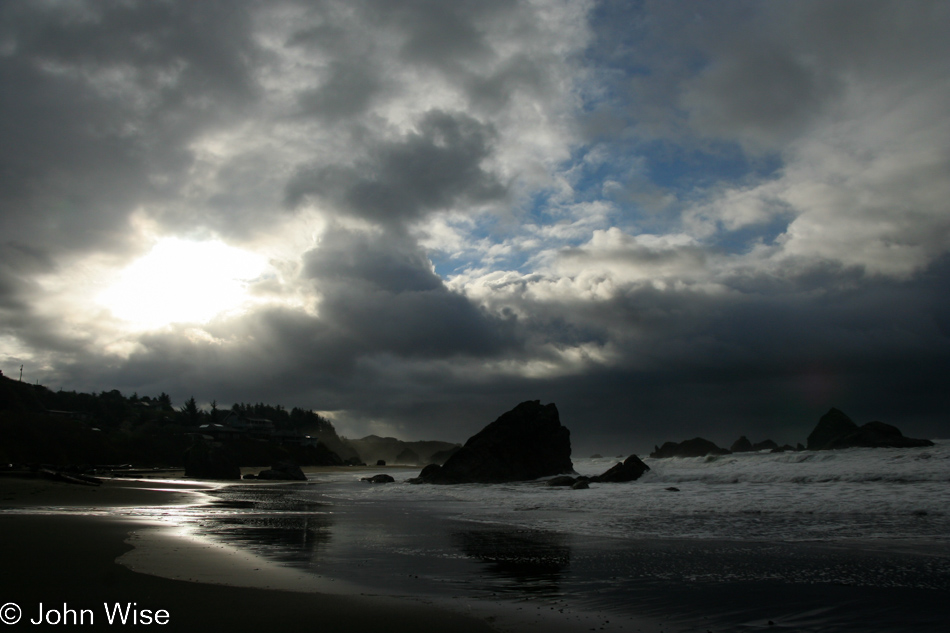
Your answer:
[0,476,499,633]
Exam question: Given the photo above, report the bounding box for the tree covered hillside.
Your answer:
[0,371,353,467]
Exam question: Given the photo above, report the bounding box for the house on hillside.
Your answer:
[43,409,90,422]
[197,423,243,441]
[220,412,275,439]
[198,412,322,448]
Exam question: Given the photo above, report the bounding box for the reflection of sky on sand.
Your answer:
[121,483,336,569]
[194,515,333,567]
[452,529,570,598]
[134,481,580,602]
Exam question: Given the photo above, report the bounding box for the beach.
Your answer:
[3,451,949,633]
[0,475,502,633]
[0,473,675,633]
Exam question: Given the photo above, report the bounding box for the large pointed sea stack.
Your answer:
[807,407,934,450]
[412,400,574,484]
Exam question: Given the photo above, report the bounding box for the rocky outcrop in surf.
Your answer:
[590,454,650,482]
[807,408,934,450]
[410,400,573,484]
[650,437,730,458]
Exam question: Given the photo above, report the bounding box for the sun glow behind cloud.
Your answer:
[97,238,268,330]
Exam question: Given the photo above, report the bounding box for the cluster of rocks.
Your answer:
[648,407,933,459]
[649,436,803,459]
[405,400,653,487]
[650,437,730,458]
[730,437,803,453]
[545,454,652,489]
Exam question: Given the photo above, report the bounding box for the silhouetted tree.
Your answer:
[179,396,202,426]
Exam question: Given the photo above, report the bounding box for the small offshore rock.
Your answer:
[361,474,395,483]
[547,475,577,486]
[571,480,590,490]
[257,460,307,481]
[591,454,650,483]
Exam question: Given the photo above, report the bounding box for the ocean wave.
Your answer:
[324,441,950,543]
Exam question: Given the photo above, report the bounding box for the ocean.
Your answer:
[129,441,950,632]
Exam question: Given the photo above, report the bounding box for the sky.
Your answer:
[2,0,948,455]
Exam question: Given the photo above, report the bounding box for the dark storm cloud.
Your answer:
[296,58,382,121]
[285,110,506,226]
[285,0,553,120]
[463,54,551,111]
[363,0,509,71]
[0,0,261,255]
[0,243,55,311]
[0,242,97,358]
[302,227,515,357]
[42,307,355,409]
[349,255,950,451]
[284,6,386,121]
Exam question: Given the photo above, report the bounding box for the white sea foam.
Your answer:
[316,441,950,543]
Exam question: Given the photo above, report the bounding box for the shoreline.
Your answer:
[1,473,675,633]
[4,473,948,632]
[0,475,501,633]
[0,473,679,632]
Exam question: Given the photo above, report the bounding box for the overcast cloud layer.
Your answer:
[2,0,948,454]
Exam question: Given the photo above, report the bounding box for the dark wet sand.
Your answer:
[0,477,498,633]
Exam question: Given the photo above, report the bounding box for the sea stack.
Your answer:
[411,400,574,484]
[807,408,934,450]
